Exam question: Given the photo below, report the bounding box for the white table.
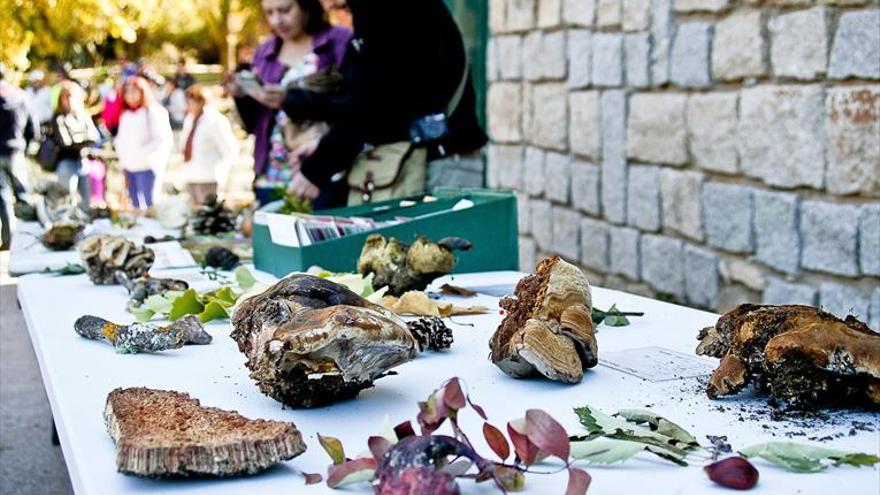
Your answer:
[15,270,879,494]
[8,219,181,276]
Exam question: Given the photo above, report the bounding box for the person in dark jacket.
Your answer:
[279,0,488,202]
[0,64,38,249]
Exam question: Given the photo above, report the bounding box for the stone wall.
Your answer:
[484,0,880,328]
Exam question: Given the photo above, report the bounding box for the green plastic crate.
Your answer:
[252,188,519,277]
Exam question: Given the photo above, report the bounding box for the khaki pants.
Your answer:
[187,182,217,206]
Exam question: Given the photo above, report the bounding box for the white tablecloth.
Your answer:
[14,269,879,494]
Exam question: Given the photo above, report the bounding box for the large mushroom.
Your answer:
[489,256,598,383]
[231,274,419,408]
[78,235,155,285]
[696,304,880,408]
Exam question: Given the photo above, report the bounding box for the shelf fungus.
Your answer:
[79,235,155,285]
[231,274,418,408]
[489,256,598,383]
[104,387,306,477]
[357,234,472,296]
[74,314,211,353]
[696,304,880,408]
[41,221,85,251]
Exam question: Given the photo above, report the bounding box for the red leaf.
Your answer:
[303,472,323,485]
[417,396,448,434]
[326,458,377,488]
[368,435,393,461]
[507,420,539,466]
[483,422,510,460]
[525,409,571,460]
[566,467,592,495]
[468,395,488,420]
[443,378,467,410]
[394,420,416,440]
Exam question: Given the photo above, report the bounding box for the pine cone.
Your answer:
[189,195,236,236]
[407,317,453,352]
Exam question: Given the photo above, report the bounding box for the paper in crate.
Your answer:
[252,188,519,277]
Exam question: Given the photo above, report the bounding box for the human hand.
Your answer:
[224,71,245,98]
[288,171,320,199]
[287,137,321,167]
[251,84,285,109]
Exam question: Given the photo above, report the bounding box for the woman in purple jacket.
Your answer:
[231,0,351,207]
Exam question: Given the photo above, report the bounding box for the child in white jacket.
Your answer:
[180,85,239,206]
[114,76,173,210]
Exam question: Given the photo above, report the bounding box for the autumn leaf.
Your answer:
[565,467,592,495]
[326,458,377,488]
[483,422,510,461]
[317,434,346,465]
[525,409,570,461]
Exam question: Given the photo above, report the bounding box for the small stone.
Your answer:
[824,86,880,196]
[487,145,524,190]
[870,287,880,332]
[564,0,596,26]
[702,183,754,253]
[610,226,641,280]
[528,83,569,151]
[552,207,581,260]
[597,0,622,27]
[523,32,543,81]
[523,147,546,197]
[541,30,568,80]
[721,259,766,292]
[753,190,800,274]
[738,85,825,189]
[568,30,592,88]
[829,9,880,80]
[571,161,602,215]
[592,33,624,87]
[569,91,601,159]
[769,7,828,80]
[687,93,739,174]
[497,35,524,80]
[800,200,860,276]
[713,9,767,81]
[580,217,610,272]
[487,83,522,142]
[519,236,538,271]
[545,153,572,203]
[671,22,713,88]
[820,282,871,322]
[508,0,539,32]
[602,90,628,224]
[674,0,729,12]
[625,33,651,88]
[628,93,688,165]
[860,203,880,276]
[650,0,674,86]
[626,164,661,231]
[684,244,719,309]
[622,0,651,31]
[531,199,554,251]
[641,234,685,298]
[660,168,704,241]
[517,192,531,234]
[762,278,817,306]
[539,0,563,28]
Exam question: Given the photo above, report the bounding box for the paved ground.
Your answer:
[0,250,74,494]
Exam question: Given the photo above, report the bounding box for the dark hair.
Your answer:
[298,0,331,35]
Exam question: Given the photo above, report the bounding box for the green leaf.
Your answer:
[234,266,258,290]
[603,305,630,327]
[208,286,238,306]
[617,409,698,446]
[130,307,156,323]
[590,308,606,325]
[573,405,693,463]
[570,438,646,464]
[198,300,231,322]
[142,293,177,315]
[168,289,204,321]
[317,434,347,465]
[740,442,880,473]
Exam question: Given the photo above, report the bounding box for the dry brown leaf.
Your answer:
[440,284,477,297]
[381,291,489,317]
